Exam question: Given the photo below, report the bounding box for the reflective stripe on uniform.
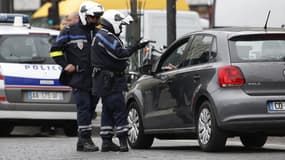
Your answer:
[116,128,129,133]
[100,130,114,135]
[50,51,63,57]
[100,126,113,130]
[78,127,92,132]
[78,124,92,132]
[115,125,129,133]
[78,124,92,129]
[100,125,114,136]
[115,125,129,130]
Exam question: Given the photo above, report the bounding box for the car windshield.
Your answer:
[229,34,285,62]
[0,35,56,63]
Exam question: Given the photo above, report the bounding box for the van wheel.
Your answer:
[0,125,14,136]
[197,101,227,152]
[127,101,154,149]
[63,123,78,137]
[240,135,267,148]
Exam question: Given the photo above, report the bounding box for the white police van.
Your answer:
[0,13,77,136]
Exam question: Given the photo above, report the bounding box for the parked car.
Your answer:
[126,27,285,152]
[0,13,77,136]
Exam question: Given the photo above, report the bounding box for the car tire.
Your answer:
[240,135,267,148]
[197,101,227,152]
[0,125,14,136]
[63,123,78,137]
[127,101,154,149]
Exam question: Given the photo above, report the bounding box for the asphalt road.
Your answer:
[0,135,285,160]
[4,104,285,160]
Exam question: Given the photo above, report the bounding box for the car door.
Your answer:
[143,36,191,130]
[161,34,217,130]
[175,34,217,122]
[152,34,217,129]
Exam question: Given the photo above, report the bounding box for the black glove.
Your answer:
[128,41,148,55]
[59,70,73,85]
[137,41,150,49]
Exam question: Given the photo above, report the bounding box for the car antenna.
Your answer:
[264,10,271,31]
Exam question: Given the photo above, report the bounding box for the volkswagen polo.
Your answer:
[126,27,285,152]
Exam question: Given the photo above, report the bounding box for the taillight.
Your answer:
[0,68,3,80]
[218,66,245,87]
[0,97,7,102]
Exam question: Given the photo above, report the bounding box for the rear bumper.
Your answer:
[0,110,76,120]
[0,102,76,112]
[211,89,285,134]
[220,115,285,134]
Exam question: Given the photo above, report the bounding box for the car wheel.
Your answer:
[197,101,227,152]
[63,123,78,137]
[0,125,14,136]
[127,101,154,149]
[240,135,267,148]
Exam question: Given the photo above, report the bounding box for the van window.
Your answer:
[0,35,56,63]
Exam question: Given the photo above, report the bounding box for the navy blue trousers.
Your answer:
[73,88,99,137]
[100,92,128,139]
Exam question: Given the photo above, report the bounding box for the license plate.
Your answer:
[27,91,63,100]
[268,101,285,112]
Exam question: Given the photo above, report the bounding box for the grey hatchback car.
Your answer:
[126,27,285,152]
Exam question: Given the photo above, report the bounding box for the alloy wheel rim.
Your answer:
[198,108,212,144]
[127,107,140,144]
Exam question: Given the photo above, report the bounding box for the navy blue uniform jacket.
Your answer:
[50,22,97,90]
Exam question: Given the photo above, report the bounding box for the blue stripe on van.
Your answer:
[4,76,63,86]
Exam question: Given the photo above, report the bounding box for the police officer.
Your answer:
[91,10,149,152]
[50,1,104,152]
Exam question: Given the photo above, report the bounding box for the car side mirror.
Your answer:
[160,45,167,51]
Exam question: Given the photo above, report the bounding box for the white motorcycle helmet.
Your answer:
[101,10,133,35]
[79,1,104,25]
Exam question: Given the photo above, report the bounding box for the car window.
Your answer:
[181,35,216,67]
[229,34,285,62]
[0,35,56,63]
[233,40,285,61]
[160,37,190,71]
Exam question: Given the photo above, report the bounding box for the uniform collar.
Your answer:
[78,21,96,31]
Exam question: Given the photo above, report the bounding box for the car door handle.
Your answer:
[193,74,200,82]
[158,74,174,84]
[159,74,169,81]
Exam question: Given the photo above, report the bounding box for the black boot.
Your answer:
[77,136,99,152]
[101,139,120,152]
[119,137,129,152]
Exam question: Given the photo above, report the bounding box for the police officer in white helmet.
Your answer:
[91,10,150,152]
[50,1,104,152]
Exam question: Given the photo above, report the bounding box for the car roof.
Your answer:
[0,24,59,36]
[198,27,285,38]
